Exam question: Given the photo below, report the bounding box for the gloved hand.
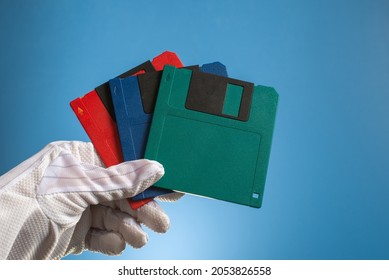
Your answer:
[0,141,182,260]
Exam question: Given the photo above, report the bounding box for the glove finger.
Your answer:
[85,228,126,256]
[42,157,164,198]
[90,205,148,248]
[136,200,171,233]
[102,199,171,233]
[38,156,164,223]
[155,192,185,202]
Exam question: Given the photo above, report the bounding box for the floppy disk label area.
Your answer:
[144,66,278,208]
[185,71,254,121]
[156,114,262,201]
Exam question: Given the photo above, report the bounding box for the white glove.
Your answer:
[0,141,181,260]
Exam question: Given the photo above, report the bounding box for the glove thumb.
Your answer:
[36,151,164,227]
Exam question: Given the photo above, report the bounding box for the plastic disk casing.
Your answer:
[144,66,278,208]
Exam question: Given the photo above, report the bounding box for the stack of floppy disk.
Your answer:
[70,51,278,209]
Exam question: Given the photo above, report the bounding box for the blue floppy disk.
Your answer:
[110,62,228,201]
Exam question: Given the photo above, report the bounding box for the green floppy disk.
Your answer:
[144,66,278,208]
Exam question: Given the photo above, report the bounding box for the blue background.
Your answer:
[0,0,388,260]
